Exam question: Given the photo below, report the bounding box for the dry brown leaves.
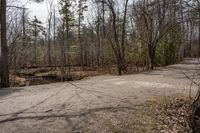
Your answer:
[152,96,192,133]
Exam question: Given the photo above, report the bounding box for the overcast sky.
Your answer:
[16,0,130,25]
[20,0,58,24]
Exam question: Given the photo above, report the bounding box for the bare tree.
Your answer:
[134,0,177,69]
[46,0,54,67]
[106,0,129,75]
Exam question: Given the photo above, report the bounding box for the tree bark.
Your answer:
[97,5,101,66]
[121,0,129,71]
[107,0,124,75]
[48,18,51,67]
[198,1,200,57]
[149,44,156,70]
[34,20,37,66]
[1,0,9,88]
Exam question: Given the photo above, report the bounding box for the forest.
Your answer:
[1,0,200,132]
[1,0,199,87]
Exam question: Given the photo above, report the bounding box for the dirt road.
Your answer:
[0,58,199,133]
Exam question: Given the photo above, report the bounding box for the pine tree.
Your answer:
[77,0,87,69]
[30,16,45,66]
[59,0,75,80]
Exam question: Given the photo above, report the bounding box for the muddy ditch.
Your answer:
[10,67,102,87]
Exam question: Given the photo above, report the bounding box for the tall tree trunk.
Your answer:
[22,8,26,47]
[101,0,106,67]
[1,0,9,88]
[180,0,186,57]
[34,22,37,66]
[97,5,101,66]
[108,1,122,75]
[78,8,83,70]
[60,22,66,81]
[149,44,156,70]
[117,56,123,75]
[53,7,56,66]
[121,0,129,71]
[48,18,51,67]
[198,4,200,57]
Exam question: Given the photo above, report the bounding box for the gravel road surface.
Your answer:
[0,58,199,133]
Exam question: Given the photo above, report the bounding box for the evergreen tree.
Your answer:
[77,0,87,68]
[29,16,45,65]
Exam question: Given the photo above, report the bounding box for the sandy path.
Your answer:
[0,58,199,133]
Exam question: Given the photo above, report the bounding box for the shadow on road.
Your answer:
[0,88,23,100]
[0,106,136,123]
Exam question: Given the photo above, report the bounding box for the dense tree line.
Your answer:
[1,0,200,87]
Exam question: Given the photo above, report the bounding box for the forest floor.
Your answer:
[0,58,199,133]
